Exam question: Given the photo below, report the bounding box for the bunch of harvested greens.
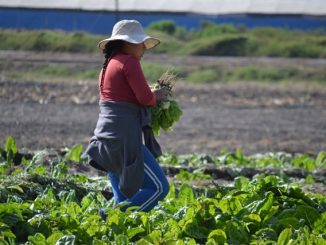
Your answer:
[150,70,183,136]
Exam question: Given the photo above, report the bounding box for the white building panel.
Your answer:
[0,0,325,16]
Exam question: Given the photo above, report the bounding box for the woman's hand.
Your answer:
[153,87,170,102]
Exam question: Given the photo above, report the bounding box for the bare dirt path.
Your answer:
[0,51,326,155]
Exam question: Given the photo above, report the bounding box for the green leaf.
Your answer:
[287,187,317,207]
[6,185,24,194]
[313,212,326,235]
[148,230,162,242]
[165,183,176,199]
[115,234,129,245]
[28,233,47,245]
[186,238,197,245]
[81,215,101,236]
[55,234,76,245]
[80,194,92,210]
[66,202,82,219]
[51,161,68,179]
[135,239,153,245]
[291,154,316,171]
[219,196,242,215]
[278,217,299,229]
[304,175,315,184]
[127,227,145,239]
[92,239,109,245]
[207,229,227,244]
[0,203,25,221]
[234,176,250,190]
[296,205,321,226]
[62,190,77,204]
[41,186,56,202]
[206,239,217,245]
[4,136,18,155]
[2,213,22,227]
[254,228,278,241]
[246,191,274,219]
[47,232,65,244]
[163,218,181,241]
[304,160,316,171]
[4,136,17,164]
[315,151,326,168]
[225,220,249,244]
[259,192,274,219]
[178,184,195,206]
[183,220,208,239]
[262,205,279,224]
[0,222,16,239]
[277,228,292,245]
[150,96,183,136]
[243,213,261,223]
[29,165,47,175]
[65,144,83,163]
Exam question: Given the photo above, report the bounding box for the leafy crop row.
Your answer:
[158,150,326,171]
[0,137,325,244]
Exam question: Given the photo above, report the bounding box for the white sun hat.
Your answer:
[98,19,160,51]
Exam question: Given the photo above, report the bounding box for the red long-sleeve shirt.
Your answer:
[99,52,156,106]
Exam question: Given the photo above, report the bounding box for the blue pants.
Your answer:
[108,146,169,212]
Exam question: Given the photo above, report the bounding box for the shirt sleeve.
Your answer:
[123,56,156,106]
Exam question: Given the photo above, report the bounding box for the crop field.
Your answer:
[0,136,325,244]
[1,52,326,245]
[1,53,326,244]
[1,24,326,244]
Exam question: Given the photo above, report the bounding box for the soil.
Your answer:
[1,51,326,156]
[1,51,325,195]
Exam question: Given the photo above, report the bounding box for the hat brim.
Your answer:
[98,35,160,51]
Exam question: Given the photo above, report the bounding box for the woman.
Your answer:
[85,20,170,215]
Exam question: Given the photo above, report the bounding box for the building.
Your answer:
[0,0,325,34]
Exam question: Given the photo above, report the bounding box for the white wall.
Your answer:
[0,0,325,16]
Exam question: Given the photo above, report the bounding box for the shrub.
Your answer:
[0,29,101,53]
[1,22,325,58]
[148,20,177,35]
[198,21,238,37]
[146,30,183,54]
[181,35,248,56]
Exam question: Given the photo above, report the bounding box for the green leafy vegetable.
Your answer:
[150,70,183,136]
[0,136,325,244]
